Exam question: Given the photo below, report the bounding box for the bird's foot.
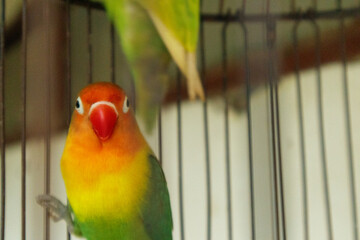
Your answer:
[36,195,79,234]
[36,195,69,222]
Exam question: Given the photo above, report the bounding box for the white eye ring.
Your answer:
[123,96,130,113]
[75,97,84,115]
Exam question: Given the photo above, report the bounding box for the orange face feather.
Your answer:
[68,82,146,154]
[61,82,151,221]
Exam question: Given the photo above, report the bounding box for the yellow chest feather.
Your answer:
[61,147,150,222]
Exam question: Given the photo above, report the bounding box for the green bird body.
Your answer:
[58,83,173,240]
[66,155,172,240]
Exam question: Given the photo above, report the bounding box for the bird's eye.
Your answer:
[75,97,84,115]
[123,96,130,113]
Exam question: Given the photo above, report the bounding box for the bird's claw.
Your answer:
[36,195,68,222]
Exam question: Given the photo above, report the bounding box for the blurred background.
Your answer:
[1,0,360,240]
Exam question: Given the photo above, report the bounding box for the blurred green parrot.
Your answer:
[99,0,204,131]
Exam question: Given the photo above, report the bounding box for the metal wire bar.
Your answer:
[87,3,92,84]
[21,0,28,238]
[199,17,211,240]
[221,19,233,240]
[241,0,247,14]
[157,109,163,166]
[337,10,359,240]
[266,70,277,240]
[176,70,185,240]
[311,20,333,240]
[203,8,360,22]
[293,22,309,240]
[264,9,276,240]
[218,0,225,14]
[66,1,72,239]
[130,77,136,113]
[66,0,72,126]
[312,0,318,9]
[44,0,51,238]
[0,0,5,238]
[67,1,360,21]
[266,17,287,240]
[290,0,295,12]
[110,24,115,84]
[239,19,256,240]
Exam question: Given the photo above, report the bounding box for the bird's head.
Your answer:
[70,82,138,143]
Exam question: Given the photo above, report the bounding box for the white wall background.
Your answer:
[2,60,360,240]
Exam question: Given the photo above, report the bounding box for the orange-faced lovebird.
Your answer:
[37,82,173,240]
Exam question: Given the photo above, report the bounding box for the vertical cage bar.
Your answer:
[241,0,247,14]
[218,0,225,14]
[66,1,72,239]
[199,15,211,240]
[44,0,51,238]
[290,0,295,12]
[21,0,28,238]
[337,8,359,240]
[265,13,279,240]
[308,3,333,239]
[293,22,309,240]
[0,0,5,238]
[266,65,277,240]
[240,20,256,240]
[266,17,287,240]
[312,20,333,240]
[221,20,233,240]
[110,24,115,84]
[87,3,92,84]
[176,71,185,240]
[157,109,163,166]
[66,0,72,126]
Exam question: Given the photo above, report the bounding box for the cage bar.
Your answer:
[110,24,115,84]
[265,13,287,240]
[0,0,5,239]
[199,14,212,240]
[21,0,28,239]
[43,0,52,239]
[240,19,256,240]
[176,71,185,240]
[293,21,309,240]
[68,0,360,22]
[221,19,233,240]
[66,0,72,239]
[338,12,359,240]
[66,0,72,126]
[157,109,163,166]
[218,0,225,15]
[311,20,334,240]
[87,3,93,84]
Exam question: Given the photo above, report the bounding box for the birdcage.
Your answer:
[0,0,359,239]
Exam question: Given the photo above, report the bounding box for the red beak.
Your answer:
[89,103,118,141]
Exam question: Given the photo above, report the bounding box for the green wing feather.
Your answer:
[142,154,173,240]
[103,0,171,131]
[134,0,204,100]
[136,0,200,51]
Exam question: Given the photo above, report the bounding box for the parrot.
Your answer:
[96,0,204,131]
[37,82,173,240]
